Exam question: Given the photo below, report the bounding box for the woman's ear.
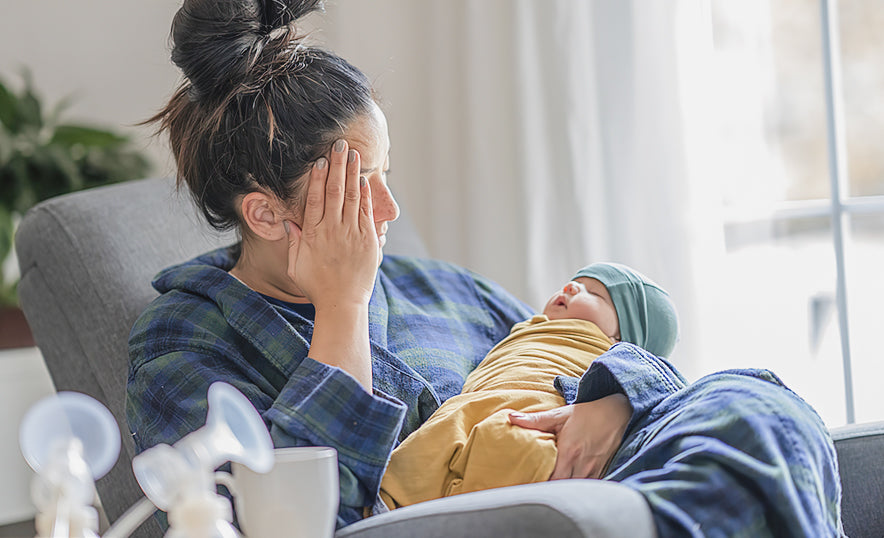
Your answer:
[239,191,287,241]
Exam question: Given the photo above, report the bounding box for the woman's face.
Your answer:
[542,277,621,342]
[341,103,400,257]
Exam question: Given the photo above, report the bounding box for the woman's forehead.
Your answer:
[345,105,390,167]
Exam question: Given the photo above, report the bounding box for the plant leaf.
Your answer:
[0,72,153,306]
[7,156,37,212]
[0,78,18,132]
[45,94,75,129]
[0,208,13,288]
[0,128,12,166]
[0,282,18,308]
[46,144,86,193]
[51,124,128,147]
[18,78,43,130]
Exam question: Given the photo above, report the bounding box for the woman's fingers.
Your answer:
[302,139,359,232]
[509,408,572,480]
[325,138,349,221]
[343,147,361,224]
[507,407,569,433]
[302,157,329,232]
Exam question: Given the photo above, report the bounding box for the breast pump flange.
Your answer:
[128,382,274,538]
[19,391,121,538]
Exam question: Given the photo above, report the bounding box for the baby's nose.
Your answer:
[563,282,578,295]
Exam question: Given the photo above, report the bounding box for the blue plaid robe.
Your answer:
[128,246,842,535]
[126,245,533,526]
[558,343,844,537]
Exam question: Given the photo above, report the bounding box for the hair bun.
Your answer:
[260,0,324,32]
[169,0,323,100]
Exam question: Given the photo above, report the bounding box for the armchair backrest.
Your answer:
[16,178,234,536]
[14,176,426,536]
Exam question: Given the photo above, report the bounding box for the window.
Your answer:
[707,0,884,425]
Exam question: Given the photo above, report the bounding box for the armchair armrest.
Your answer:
[830,420,884,538]
[336,480,655,538]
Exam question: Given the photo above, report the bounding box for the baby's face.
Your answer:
[542,277,620,342]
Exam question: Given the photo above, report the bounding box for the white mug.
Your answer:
[216,446,339,538]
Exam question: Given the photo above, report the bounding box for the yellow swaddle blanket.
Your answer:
[380,315,612,509]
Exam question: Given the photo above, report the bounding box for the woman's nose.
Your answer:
[374,183,400,223]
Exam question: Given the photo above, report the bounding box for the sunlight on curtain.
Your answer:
[422,0,724,377]
[317,0,717,376]
[252,0,884,426]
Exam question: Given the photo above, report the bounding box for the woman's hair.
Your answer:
[149,0,375,230]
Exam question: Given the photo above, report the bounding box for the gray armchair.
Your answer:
[14,177,883,537]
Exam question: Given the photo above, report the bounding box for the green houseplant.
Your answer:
[0,72,151,309]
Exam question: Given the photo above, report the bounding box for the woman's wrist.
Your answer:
[309,303,373,391]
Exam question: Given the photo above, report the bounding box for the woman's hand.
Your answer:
[285,139,378,390]
[508,394,632,480]
[285,139,379,310]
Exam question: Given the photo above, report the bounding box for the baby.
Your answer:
[379,262,679,509]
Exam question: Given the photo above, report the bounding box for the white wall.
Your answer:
[0,1,184,174]
[0,1,438,277]
[0,0,524,293]
[0,0,430,207]
[0,0,706,323]
[0,348,55,524]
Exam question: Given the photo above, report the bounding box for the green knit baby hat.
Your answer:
[573,262,679,357]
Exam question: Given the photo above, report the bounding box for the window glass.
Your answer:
[839,3,884,197]
[711,0,827,207]
[697,215,846,426]
[708,0,884,425]
[845,214,884,423]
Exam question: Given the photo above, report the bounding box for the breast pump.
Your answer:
[19,391,120,538]
[20,382,273,538]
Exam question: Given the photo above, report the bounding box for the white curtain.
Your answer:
[316,0,719,375]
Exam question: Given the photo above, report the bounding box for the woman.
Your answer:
[126,0,630,528]
[128,0,843,535]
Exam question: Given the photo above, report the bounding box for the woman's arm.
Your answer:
[284,140,378,390]
[127,348,405,527]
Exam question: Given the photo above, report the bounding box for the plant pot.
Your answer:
[0,307,35,350]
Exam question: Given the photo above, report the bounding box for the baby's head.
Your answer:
[542,262,679,357]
